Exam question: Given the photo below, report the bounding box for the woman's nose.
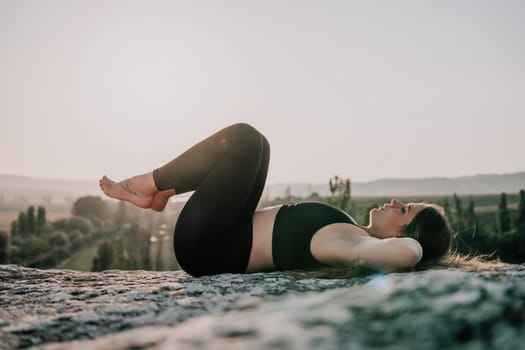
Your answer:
[391,199,402,207]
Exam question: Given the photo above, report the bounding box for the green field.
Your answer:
[59,244,99,271]
[59,237,178,272]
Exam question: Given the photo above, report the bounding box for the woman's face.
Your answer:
[368,199,428,238]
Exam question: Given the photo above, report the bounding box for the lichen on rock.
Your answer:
[1,264,525,349]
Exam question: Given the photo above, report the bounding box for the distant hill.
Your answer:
[265,172,525,198]
[1,172,524,206]
[0,174,99,206]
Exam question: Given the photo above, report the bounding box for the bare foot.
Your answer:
[99,175,154,209]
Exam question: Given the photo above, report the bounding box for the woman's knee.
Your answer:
[228,122,259,134]
[261,133,270,155]
[225,123,264,149]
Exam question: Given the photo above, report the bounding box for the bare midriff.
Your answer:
[245,204,370,273]
[245,205,282,272]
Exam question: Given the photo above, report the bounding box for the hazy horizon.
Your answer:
[1,1,524,185]
[2,170,525,187]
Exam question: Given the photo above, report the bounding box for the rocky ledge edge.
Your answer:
[1,264,525,349]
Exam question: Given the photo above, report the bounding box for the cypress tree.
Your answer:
[36,206,46,234]
[329,176,339,198]
[343,179,351,212]
[328,176,352,212]
[93,241,114,271]
[10,221,18,236]
[92,257,99,272]
[18,212,28,235]
[443,197,450,216]
[497,192,511,235]
[516,189,525,228]
[0,230,9,264]
[465,197,478,234]
[453,193,464,232]
[27,206,35,234]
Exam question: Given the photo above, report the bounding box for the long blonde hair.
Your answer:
[283,251,513,280]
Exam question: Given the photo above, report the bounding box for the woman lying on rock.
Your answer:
[99,123,453,277]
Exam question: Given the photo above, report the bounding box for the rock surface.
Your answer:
[1,264,525,349]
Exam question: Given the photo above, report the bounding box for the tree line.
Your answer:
[0,196,173,270]
[447,190,525,262]
[0,197,108,267]
[1,179,524,269]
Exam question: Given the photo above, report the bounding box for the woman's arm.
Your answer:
[334,236,423,272]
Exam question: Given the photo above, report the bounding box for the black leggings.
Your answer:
[152,123,270,276]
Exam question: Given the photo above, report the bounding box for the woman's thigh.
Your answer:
[173,123,270,276]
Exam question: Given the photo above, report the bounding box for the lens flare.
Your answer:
[365,272,392,293]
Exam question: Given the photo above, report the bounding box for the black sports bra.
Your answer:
[271,201,358,270]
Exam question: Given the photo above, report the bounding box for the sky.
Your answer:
[0,0,523,185]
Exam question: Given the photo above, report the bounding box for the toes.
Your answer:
[100,176,114,185]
